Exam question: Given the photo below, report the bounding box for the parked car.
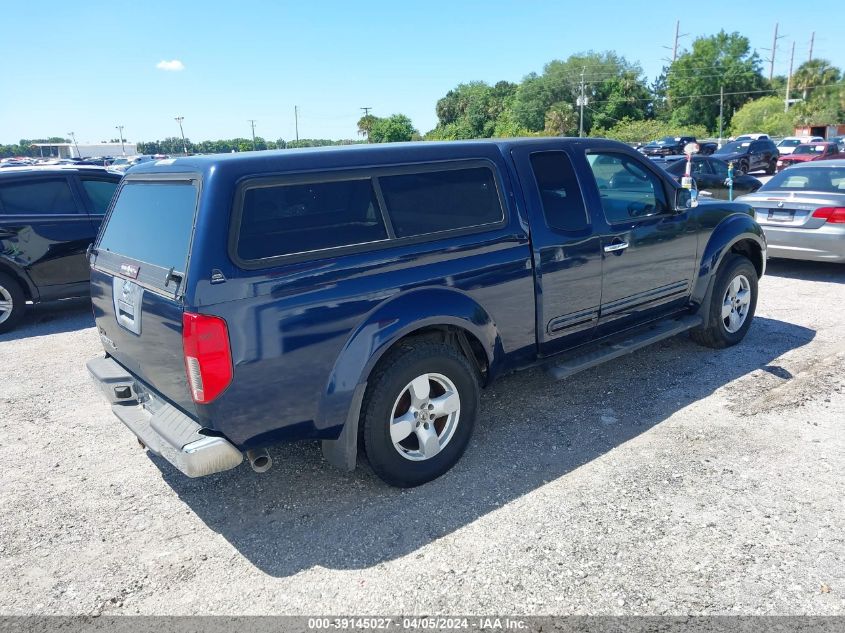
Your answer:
[737,161,845,263]
[86,139,765,487]
[713,138,779,175]
[0,166,121,332]
[776,142,842,171]
[734,133,770,141]
[661,156,762,200]
[831,136,845,152]
[639,136,717,157]
[777,136,825,155]
[109,155,155,173]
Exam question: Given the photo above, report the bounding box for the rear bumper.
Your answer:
[762,225,845,262]
[86,356,243,477]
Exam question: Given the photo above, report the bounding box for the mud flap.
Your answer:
[321,382,367,471]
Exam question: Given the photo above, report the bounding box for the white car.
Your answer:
[109,155,154,172]
[734,133,770,141]
[777,136,825,155]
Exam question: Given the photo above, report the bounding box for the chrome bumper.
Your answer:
[86,356,243,477]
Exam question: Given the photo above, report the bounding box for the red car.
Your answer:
[776,142,842,171]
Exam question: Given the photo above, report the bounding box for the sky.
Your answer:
[3,0,844,145]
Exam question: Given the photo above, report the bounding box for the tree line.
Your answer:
[414,30,843,142]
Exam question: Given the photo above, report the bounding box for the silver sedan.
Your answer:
[736,160,845,263]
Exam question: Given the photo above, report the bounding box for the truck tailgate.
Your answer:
[89,177,200,414]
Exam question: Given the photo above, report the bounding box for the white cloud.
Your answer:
[156,59,185,72]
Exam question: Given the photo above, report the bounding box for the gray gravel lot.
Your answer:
[0,260,843,616]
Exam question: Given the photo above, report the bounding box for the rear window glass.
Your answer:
[761,168,845,193]
[237,178,387,260]
[0,178,78,215]
[80,178,119,214]
[529,151,589,232]
[379,167,503,238]
[98,181,198,272]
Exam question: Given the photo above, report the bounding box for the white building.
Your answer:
[30,142,138,159]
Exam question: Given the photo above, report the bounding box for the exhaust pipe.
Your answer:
[246,448,272,473]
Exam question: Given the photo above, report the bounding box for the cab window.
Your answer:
[586,152,669,223]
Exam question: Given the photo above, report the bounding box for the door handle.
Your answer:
[604,241,629,253]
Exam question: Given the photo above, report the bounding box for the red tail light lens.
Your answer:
[182,312,233,404]
[811,207,845,224]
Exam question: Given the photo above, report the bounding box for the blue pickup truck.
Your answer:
[86,138,765,487]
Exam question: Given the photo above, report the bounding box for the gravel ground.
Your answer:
[0,259,843,616]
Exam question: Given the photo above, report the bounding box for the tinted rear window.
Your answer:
[0,178,78,215]
[80,178,119,214]
[529,152,589,232]
[760,167,845,194]
[379,167,503,238]
[98,181,198,272]
[237,178,388,260]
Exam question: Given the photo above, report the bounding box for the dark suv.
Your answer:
[86,139,765,487]
[0,166,121,332]
[714,139,779,175]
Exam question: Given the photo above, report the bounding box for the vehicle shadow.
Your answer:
[0,297,93,342]
[157,316,814,577]
[764,259,845,284]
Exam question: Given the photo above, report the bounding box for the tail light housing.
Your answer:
[811,207,845,224]
[182,312,233,404]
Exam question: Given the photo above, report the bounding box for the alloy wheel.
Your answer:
[722,274,751,333]
[389,372,461,461]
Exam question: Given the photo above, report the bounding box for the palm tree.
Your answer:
[792,59,841,100]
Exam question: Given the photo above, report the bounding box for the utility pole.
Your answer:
[718,86,724,146]
[768,23,780,81]
[248,119,257,151]
[294,106,299,143]
[578,67,586,138]
[808,31,815,62]
[115,125,125,156]
[785,41,795,113]
[67,132,80,158]
[360,107,374,142]
[672,20,680,62]
[174,116,188,155]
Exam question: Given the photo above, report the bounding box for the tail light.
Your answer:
[182,312,233,404]
[811,207,845,224]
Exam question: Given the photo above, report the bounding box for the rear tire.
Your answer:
[690,254,758,349]
[361,341,479,487]
[765,158,777,175]
[0,272,26,334]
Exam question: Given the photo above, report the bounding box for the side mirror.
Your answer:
[675,187,696,210]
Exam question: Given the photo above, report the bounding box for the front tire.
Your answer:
[690,254,758,349]
[738,159,749,175]
[361,341,479,487]
[0,272,26,334]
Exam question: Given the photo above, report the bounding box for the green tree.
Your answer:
[792,59,841,100]
[667,31,765,132]
[509,52,650,135]
[544,102,578,136]
[591,118,707,144]
[791,81,845,126]
[357,114,378,141]
[429,81,517,139]
[368,114,418,143]
[729,96,793,136]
